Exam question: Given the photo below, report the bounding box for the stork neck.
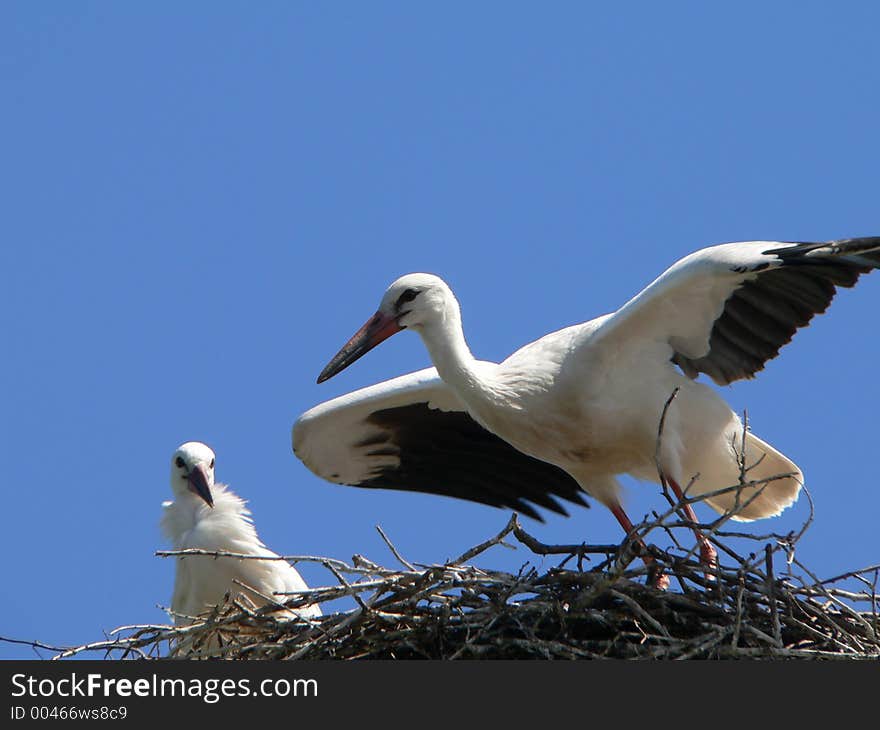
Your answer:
[417,316,487,396]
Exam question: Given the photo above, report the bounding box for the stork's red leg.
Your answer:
[666,477,717,575]
[610,503,670,590]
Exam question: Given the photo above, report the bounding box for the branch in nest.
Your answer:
[15,504,876,661]
[4,391,876,660]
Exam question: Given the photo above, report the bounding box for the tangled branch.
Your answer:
[7,502,873,660]
[5,402,877,660]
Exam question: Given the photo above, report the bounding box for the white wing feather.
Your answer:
[293,367,464,485]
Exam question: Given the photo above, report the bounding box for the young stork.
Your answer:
[294,237,880,582]
[161,441,321,632]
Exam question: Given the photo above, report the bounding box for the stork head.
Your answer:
[170,441,216,507]
[317,273,453,383]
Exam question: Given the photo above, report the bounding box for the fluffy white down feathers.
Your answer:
[161,442,321,627]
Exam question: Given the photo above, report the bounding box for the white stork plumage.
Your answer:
[293,238,880,580]
[161,441,321,630]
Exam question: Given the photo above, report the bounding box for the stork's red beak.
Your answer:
[317,311,402,383]
[187,463,214,507]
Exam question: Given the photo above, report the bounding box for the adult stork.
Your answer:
[162,441,321,641]
[293,238,880,581]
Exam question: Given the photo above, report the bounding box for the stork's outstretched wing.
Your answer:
[293,368,589,520]
[591,237,880,385]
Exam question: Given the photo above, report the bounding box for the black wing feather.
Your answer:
[673,237,880,385]
[353,403,589,522]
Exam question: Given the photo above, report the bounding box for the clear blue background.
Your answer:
[2,2,878,658]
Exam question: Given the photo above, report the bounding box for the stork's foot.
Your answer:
[699,540,718,581]
[665,476,719,582]
[609,503,670,590]
[644,552,670,590]
[651,570,671,591]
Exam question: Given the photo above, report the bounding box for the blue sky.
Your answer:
[3,3,879,658]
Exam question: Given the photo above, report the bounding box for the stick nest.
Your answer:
[47,504,880,660]
[24,402,878,661]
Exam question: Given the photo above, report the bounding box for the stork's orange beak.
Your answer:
[317,311,402,383]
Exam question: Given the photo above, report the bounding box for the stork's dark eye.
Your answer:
[209,458,215,469]
[396,288,419,307]
[175,456,185,469]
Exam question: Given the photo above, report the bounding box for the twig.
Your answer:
[375,525,416,571]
